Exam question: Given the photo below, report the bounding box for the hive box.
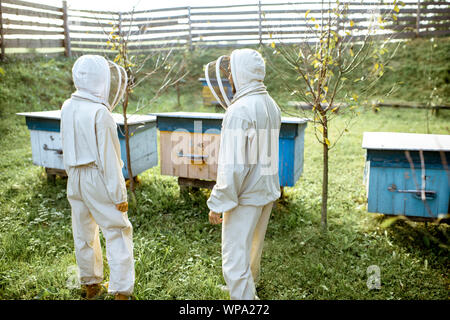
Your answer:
[362,132,450,219]
[17,110,157,179]
[152,112,308,187]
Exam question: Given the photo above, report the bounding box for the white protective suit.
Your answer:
[60,55,134,296]
[206,49,281,300]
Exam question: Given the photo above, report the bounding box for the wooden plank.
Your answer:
[4,38,64,48]
[3,27,64,35]
[67,11,117,21]
[69,20,116,28]
[192,25,260,30]
[191,4,256,10]
[128,28,189,36]
[203,133,220,180]
[2,0,61,12]
[190,10,257,16]
[3,18,62,28]
[159,131,174,176]
[1,6,62,19]
[132,6,189,14]
[121,14,188,23]
[189,132,209,180]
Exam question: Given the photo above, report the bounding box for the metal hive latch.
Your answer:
[43,144,63,155]
[387,183,436,200]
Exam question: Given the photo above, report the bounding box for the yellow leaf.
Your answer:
[352,93,358,102]
[305,10,310,18]
[0,67,5,76]
[332,107,339,112]
[315,24,319,29]
[324,138,330,146]
[271,42,276,48]
[350,20,354,27]
[394,5,399,13]
[374,63,379,70]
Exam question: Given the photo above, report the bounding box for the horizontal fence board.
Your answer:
[191,4,257,10]
[3,18,63,28]
[121,15,189,23]
[69,20,116,28]
[132,6,189,14]
[4,38,64,48]
[2,6,62,19]
[67,11,117,20]
[2,0,61,13]
[3,27,64,35]
[190,10,258,16]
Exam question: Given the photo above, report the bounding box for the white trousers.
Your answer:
[222,202,273,300]
[67,165,134,296]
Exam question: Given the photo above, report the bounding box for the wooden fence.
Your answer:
[1,0,449,59]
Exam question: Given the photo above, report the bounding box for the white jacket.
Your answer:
[60,55,127,205]
[207,49,281,213]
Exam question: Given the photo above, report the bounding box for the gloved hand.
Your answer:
[116,202,128,212]
[209,210,222,225]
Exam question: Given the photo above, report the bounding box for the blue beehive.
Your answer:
[362,132,450,219]
[152,112,308,187]
[17,110,158,179]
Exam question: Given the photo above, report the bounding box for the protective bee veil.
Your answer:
[107,60,128,111]
[204,55,233,109]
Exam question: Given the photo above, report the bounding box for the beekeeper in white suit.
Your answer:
[60,55,134,300]
[205,49,281,300]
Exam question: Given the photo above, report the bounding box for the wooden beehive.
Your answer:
[362,132,450,220]
[152,112,308,188]
[17,110,158,180]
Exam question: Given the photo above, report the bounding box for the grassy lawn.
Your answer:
[0,38,449,300]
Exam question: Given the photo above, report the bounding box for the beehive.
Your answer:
[17,110,158,179]
[152,112,308,187]
[362,132,450,219]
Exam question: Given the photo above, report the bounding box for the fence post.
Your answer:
[0,0,5,61]
[62,0,71,57]
[187,6,192,51]
[416,0,421,37]
[258,0,262,46]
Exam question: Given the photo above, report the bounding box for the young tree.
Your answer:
[103,9,188,197]
[265,0,403,231]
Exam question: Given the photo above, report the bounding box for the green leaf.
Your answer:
[0,67,5,76]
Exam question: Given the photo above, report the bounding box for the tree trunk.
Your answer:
[123,89,135,193]
[321,118,329,232]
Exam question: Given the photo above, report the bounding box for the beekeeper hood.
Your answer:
[204,49,267,109]
[71,55,127,111]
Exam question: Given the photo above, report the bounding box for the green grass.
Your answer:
[0,38,449,300]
